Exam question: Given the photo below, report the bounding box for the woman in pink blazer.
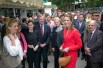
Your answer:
[18,23,28,68]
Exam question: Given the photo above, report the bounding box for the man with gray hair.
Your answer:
[85,20,103,68]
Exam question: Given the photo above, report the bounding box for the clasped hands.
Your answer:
[40,43,46,48]
[59,47,69,52]
[85,47,91,56]
[28,45,39,51]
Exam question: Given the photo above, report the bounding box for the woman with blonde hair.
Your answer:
[59,16,82,68]
[3,18,23,68]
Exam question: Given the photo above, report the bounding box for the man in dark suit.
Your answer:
[85,20,103,68]
[51,17,63,68]
[35,15,51,68]
[21,18,29,37]
[73,14,85,60]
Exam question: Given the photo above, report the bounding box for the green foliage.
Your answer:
[49,0,103,10]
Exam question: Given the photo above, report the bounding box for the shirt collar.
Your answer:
[40,24,44,27]
[92,29,96,34]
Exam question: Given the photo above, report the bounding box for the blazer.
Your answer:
[73,20,85,35]
[35,23,51,46]
[99,21,103,31]
[26,30,40,47]
[52,27,63,48]
[85,29,103,63]
[20,32,28,52]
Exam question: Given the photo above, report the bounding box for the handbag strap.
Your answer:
[59,52,63,57]
[59,52,70,57]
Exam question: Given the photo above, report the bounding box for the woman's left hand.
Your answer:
[23,52,26,56]
[63,48,69,52]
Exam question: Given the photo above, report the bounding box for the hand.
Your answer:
[85,47,91,55]
[33,45,39,51]
[40,43,46,48]
[28,45,33,48]
[52,48,55,52]
[23,52,26,56]
[8,34,15,46]
[59,47,63,52]
[63,48,69,52]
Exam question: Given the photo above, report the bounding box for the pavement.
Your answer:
[0,52,86,68]
[0,35,86,68]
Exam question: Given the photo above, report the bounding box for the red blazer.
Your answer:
[61,28,82,68]
[61,28,82,51]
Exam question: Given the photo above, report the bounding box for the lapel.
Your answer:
[81,22,84,29]
[76,21,79,29]
[79,21,85,30]
[88,29,97,44]
[43,24,46,36]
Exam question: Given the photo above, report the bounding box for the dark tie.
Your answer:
[90,32,93,40]
[41,25,44,36]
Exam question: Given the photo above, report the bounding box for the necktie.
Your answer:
[41,25,44,36]
[90,32,93,40]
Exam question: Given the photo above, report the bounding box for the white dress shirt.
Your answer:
[91,29,96,38]
[79,22,82,29]
[3,36,23,60]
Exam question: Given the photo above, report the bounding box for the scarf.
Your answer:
[56,25,63,32]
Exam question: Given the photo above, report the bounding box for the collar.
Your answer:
[40,24,44,27]
[92,29,96,34]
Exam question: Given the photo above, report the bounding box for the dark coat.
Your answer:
[35,23,51,46]
[52,27,63,48]
[73,20,85,36]
[85,29,103,63]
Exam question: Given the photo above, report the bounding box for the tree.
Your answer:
[49,0,103,11]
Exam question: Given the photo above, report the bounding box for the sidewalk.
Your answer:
[0,54,86,68]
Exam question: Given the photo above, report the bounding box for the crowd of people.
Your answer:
[0,10,103,68]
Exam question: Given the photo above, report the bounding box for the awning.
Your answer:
[0,0,44,9]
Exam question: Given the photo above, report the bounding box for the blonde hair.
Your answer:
[6,18,19,35]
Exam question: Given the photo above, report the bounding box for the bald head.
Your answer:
[88,20,97,31]
[89,20,97,26]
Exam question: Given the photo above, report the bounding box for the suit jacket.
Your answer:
[99,21,103,31]
[35,23,51,47]
[85,29,103,63]
[73,20,85,36]
[52,27,63,48]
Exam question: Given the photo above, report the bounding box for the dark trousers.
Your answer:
[27,48,39,68]
[38,47,48,68]
[78,34,85,58]
[81,34,85,57]
[54,46,60,68]
[21,58,26,68]
[90,58,103,68]
[85,55,91,68]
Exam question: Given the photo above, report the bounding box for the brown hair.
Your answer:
[6,18,19,35]
[4,17,10,23]
[65,15,74,30]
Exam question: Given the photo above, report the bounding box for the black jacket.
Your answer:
[52,27,64,48]
[85,29,103,63]
[35,23,51,46]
